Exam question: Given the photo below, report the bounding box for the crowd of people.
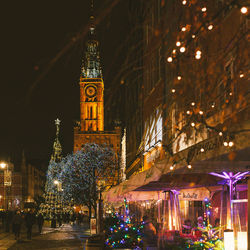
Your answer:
[0,209,88,241]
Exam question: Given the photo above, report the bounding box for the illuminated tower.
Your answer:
[79,16,104,132]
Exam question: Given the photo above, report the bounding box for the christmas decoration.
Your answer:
[104,199,143,249]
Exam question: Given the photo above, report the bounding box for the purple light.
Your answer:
[120,224,124,228]
[125,227,129,231]
[207,211,211,215]
[204,198,208,202]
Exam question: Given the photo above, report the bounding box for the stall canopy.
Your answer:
[103,148,250,202]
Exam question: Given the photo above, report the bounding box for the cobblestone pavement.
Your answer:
[2,224,90,250]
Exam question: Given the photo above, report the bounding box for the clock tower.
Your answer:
[80,17,104,132]
[74,13,121,160]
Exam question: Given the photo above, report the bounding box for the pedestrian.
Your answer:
[142,215,157,250]
[12,210,23,240]
[37,213,44,234]
[182,219,192,234]
[25,210,35,240]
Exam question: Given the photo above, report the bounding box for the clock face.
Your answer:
[85,86,97,98]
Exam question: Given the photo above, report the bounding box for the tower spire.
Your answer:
[50,118,62,162]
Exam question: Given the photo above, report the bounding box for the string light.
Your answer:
[191,102,195,106]
[208,24,213,30]
[229,92,233,96]
[177,76,182,80]
[167,57,173,62]
[223,142,228,147]
[176,41,181,47]
[171,88,176,93]
[191,122,195,127]
[201,7,207,12]
[219,132,223,136]
[200,148,204,152]
[199,110,203,115]
[170,166,174,170]
[181,27,187,32]
[195,50,202,59]
[187,164,192,169]
[240,7,248,14]
[192,34,196,38]
[172,49,176,54]
[186,110,191,114]
[228,141,234,147]
[211,103,215,108]
[180,46,186,53]
[240,73,244,78]
[182,0,187,5]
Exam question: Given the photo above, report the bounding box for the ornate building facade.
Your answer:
[73,16,122,182]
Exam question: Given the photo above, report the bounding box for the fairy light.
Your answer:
[186,110,191,114]
[177,76,182,80]
[240,73,244,78]
[219,132,223,136]
[241,7,248,14]
[192,34,196,38]
[180,46,186,53]
[182,0,187,5]
[229,141,234,147]
[211,103,215,108]
[171,88,176,93]
[195,50,202,59]
[181,27,187,32]
[208,24,213,30]
[167,57,173,62]
[223,142,228,147]
[176,41,181,47]
[200,148,204,152]
[191,122,195,127]
[199,110,203,115]
[187,164,192,169]
[191,102,195,106]
[170,166,174,170]
[172,49,176,54]
[229,92,233,96]
[201,7,207,12]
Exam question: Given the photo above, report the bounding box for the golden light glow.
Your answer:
[228,141,234,147]
[191,102,195,106]
[199,110,203,115]
[0,162,6,169]
[182,0,187,5]
[241,7,248,14]
[54,180,59,185]
[219,132,223,136]
[170,166,174,170]
[208,24,213,30]
[191,122,195,127]
[192,34,195,38]
[223,142,228,146]
[181,27,186,32]
[240,73,244,78]
[200,148,204,152]
[180,46,186,53]
[187,164,192,169]
[186,110,191,114]
[171,88,176,93]
[201,7,207,12]
[167,57,173,62]
[177,76,182,80]
[176,41,181,47]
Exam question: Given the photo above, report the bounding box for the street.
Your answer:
[0,224,90,250]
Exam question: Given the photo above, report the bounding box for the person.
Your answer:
[142,215,157,250]
[197,216,205,229]
[182,219,192,234]
[12,210,22,240]
[25,210,35,240]
[37,213,44,234]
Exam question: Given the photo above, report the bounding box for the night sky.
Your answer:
[0,0,130,166]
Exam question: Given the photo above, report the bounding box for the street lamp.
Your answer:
[0,162,7,169]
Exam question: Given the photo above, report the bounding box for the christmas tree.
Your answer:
[38,119,66,221]
[104,199,143,249]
